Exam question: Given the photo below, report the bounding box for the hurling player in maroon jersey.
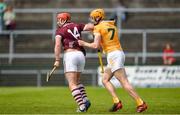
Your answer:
[53,12,93,112]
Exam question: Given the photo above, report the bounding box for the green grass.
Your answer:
[0,87,180,114]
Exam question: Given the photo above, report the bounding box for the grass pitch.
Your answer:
[0,87,180,114]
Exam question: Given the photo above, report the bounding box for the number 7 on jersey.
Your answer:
[107,28,115,40]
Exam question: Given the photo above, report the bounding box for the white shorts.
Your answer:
[63,51,85,73]
[107,50,125,73]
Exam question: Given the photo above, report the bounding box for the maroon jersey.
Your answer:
[55,22,86,55]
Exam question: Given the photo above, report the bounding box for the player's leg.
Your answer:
[102,67,122,112]
[108,50,147,112]
[65,72,86,112]
[76,73,87,101]
[102,68,118,101]
[114,68,147,113]
[77,73,91,111]
[78,83,89,102]
[76,51,91,111]
[64,51,86,112]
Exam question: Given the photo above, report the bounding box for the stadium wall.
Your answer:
[98,66,180,87]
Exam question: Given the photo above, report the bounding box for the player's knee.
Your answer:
[102,79,106,85]
[68,83,77,90]
[123,83,133,91]
[102,77,109,85]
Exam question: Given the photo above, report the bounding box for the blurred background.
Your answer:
[0,0,180,87]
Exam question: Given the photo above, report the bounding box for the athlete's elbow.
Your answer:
[56,45,60,48]
[55,44,61,50]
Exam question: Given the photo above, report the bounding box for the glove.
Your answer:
[54,60,60,67]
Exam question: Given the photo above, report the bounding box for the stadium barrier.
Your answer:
[0,69,97,87]
[2,65,179,87]
[1,29,180,65]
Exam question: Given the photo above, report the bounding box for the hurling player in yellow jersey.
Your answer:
[78,9,147,113]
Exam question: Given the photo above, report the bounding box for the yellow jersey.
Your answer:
[93,21,122,53]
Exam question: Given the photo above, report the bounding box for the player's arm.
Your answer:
[54,35,62,67]
[83,23,94,31]
[78,32,101,49]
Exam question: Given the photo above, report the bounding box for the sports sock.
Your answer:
[78,84,88,102]
[113,97,120,103]
[71,87,85,110]
[136,98,144,106]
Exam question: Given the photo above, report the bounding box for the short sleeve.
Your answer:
[55,28,63,41]
[78,23,85,31]
[56,28,63,37]
[55,29,60,36]
[93,26,100,34]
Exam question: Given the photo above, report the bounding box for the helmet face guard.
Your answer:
[89,17,102,25]
[57,18,66,27]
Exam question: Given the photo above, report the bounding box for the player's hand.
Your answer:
[78,40,85,46]
[54,60,60,67]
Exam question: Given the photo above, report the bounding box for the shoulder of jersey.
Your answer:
[103,20,115,26]
[95,22,104,28]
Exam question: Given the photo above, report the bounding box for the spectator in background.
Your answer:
[3,5,16,31]
[163,43,176,65]
[0,0,7,32]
